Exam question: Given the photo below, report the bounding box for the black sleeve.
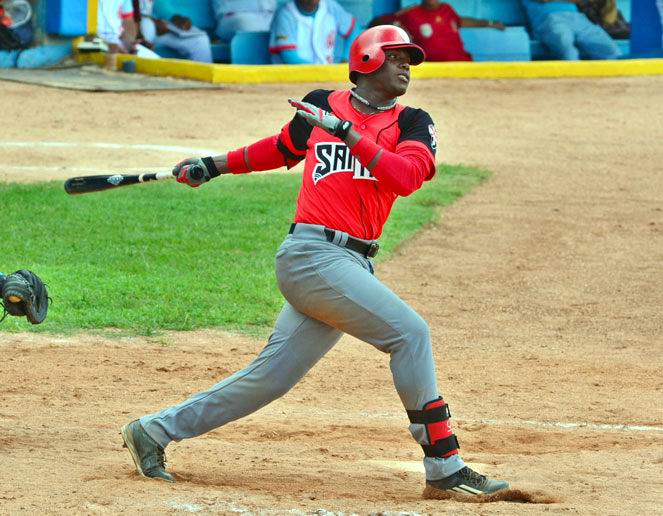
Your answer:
[397,107,437,157]
[280,89,334,154]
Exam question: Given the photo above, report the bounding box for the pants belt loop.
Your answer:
[335,231,348,247]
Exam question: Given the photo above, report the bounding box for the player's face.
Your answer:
[371,48,412,97]
[422,0,441,9]
[297,0,320,12]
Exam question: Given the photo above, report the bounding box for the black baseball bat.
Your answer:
[64,165,204,195]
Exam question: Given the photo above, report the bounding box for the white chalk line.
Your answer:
[0,140,219,155]
[0,164,171,174]
[166,499,405,516]
[477,418,663,433]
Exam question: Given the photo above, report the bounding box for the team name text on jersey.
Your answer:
[312,142,376,184]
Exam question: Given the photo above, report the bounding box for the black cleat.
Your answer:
[121,419,174,482]
[427,466,509,496]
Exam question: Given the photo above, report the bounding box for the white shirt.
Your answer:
[97,0,133,48]
[269,0,354,64]
[212,0,276,17]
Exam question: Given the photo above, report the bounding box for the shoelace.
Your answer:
[156,447,167,468]
[460,467,487,486]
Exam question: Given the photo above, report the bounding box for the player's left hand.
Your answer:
[288,98,351,139]
[173,157,214,188]
[171,15,192,31]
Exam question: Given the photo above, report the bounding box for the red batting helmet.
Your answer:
[349,25,425,83]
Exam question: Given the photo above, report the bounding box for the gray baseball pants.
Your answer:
[140,223,465,480]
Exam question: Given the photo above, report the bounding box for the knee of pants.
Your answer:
[191,46,213,63]
[396,313,431,354]
[558,46,580,60]
[540,25,577,58]
[550,37,578,59]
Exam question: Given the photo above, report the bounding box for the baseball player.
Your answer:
[121,25,510,498]
[269,0,357,64]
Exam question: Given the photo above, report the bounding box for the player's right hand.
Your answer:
[288,98,343,135]
[173,157,212,188]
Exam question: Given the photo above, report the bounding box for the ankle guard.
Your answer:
[407,397,459,458]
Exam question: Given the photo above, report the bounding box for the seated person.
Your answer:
[521,0,620,60]
[269,0,360,64]
[139,0,212,63]
[577,0,629,39]
[0,0,33,48]
[97,0,159,58]
[1,0,71,68]
[212,0,277,43]
[376,0,505,62]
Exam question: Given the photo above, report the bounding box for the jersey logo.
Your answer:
[428,124,437,150]
[312,142,376,184]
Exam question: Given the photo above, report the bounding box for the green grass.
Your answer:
[0,164,490,336]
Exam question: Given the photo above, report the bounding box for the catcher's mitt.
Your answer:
[1,269,49,324]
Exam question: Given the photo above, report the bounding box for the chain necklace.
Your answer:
[350,89,397,112]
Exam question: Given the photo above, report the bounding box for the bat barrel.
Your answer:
[64,172,174,195]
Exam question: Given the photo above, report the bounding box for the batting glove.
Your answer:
[288,98,352,139]
[172,157,219,188]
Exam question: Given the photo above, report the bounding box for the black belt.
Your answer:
[289,224,380,258]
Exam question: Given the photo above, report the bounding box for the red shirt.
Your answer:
[397,4,472,62]
[278,90,437,240]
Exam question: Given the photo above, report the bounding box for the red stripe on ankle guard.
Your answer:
[422,398,458,458]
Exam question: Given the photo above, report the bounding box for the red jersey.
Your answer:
[396,4,472,62]
[277,90,437,240]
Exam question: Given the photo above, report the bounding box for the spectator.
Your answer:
[212,0,277,43]
[1,0,71,68]
[269,0,360,64]
[97,0,159,58]
[577,0,629,39]
[521,0,620,60]
[375,0,505,62]
[138,0,212,63]
[0,0,32,48]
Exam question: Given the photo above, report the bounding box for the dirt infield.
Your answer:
[1,75,662,515]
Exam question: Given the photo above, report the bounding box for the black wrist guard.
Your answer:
[333,120,353,140]
[202,156,221,178]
